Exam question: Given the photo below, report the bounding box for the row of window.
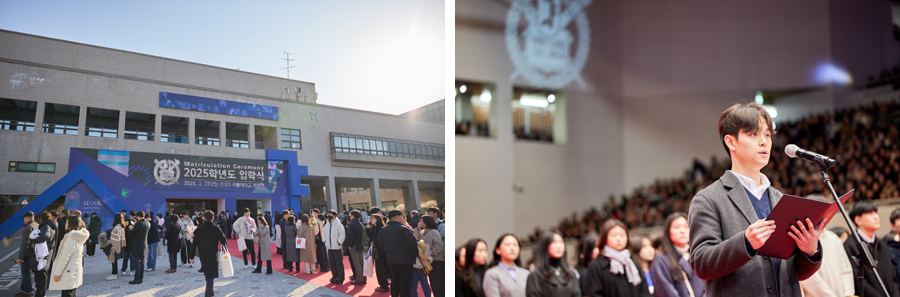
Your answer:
[330,132,445,161]
[8,161,55,173]
[0,98,303,150]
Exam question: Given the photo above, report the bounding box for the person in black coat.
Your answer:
[165,215,183,273]
[844,201,900,297]
[584,220,650,297]
[31,211,57,297]
[127,211,150,284]
[526,230,582,297]
[280,210,289,269]
[146,215,161,272]
[265,211,273,234]
[367,214,390,291]
[193,211,227,297]
[87,212,102,257]
[346,210,367,285]
[378,210,419,297]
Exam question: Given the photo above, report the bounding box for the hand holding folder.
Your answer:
[757,189,854,259]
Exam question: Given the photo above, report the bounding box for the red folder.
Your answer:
[758,189,855,259]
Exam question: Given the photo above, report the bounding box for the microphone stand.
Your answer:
[817,163,890,297]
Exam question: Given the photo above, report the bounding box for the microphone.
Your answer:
[785,144,837,167]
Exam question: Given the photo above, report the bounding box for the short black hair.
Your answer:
[388,209,403,219]
[204,211,214,221]
[849,200,878,221]
[370,207,381,214]
[350,210,361,219]
[427,207,442,217]
[243,208,250,214]
[890,208,900,225]
[311,208,320,214]
[136,211,144,218]
[717,102,775,157]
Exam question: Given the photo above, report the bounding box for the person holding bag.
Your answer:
[252,215,273,274]
[297,214,317,274]
[49,215,89,297]
[193,211,227,297]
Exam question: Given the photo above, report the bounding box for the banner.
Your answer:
[159,92,279,120]
[76,148,284,194]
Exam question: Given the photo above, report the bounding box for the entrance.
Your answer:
[236,199,264,218]
[167,199,217,215]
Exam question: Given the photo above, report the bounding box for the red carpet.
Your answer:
[225,238,429,296]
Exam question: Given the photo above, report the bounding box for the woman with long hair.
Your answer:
[456,238,488,297]
[577,234,600,293]
[50,216,89,297]
[650,213,704,297]
[367,214,390,292]
[421,216,445,297]
[106,213,126,280]
[630,235,655,293]
[584,219,651,297]
[525,230,580,296]
[483,233,529,297]
[297,214,317,274]
[284,216,299,273]
[252,216,273,274]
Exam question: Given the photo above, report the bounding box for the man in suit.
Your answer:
[844,200,900,297]
[127,211,150,284]
[346,210,366,285]
[194,211,227,297]
[379,209,419,297]
[224,210,233,239]
[688,102,823,296]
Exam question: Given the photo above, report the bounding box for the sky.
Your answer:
[0,1,445,115]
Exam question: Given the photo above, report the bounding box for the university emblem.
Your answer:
[153,159,181,186]
[506,0,591,89]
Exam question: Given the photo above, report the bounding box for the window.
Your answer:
[124,112,155,141]
[85,107,119,138]
[280,128,301,149]
[330,132,445,161]
[226,122,249,148]
[195,119,220,146]
[42,103,80,135]
[513,87,563,143]
[161,116,188,143]
[456,80,493,137]
[255,125,278,150]
[8,161,55,173]
[0,98,37,131]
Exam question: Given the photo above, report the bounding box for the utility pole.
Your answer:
[281,52,296,79]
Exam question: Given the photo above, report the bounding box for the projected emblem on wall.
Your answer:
[153,159,181,186]
[506,0,591,89]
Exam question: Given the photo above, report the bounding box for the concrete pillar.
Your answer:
[402,185,411,212]
[335,183,343,212]
[409,180,421,211]
[369,178,382,210]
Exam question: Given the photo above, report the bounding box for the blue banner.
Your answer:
[159,92,279,120]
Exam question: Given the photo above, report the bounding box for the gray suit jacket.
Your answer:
[688,171,821,297]
[483,264,530,297]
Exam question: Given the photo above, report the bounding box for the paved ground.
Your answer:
[0,237,352,297]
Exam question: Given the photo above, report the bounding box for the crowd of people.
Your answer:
[532,100,900,243]
[13,206,446,297]
[458,200,900,297]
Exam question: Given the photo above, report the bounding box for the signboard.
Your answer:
[75,148,284,194]
[159,92,279,120]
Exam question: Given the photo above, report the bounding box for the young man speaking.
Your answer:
[688,102,824,296]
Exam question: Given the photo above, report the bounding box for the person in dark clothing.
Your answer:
[316,213,330,273]
[165,215,183,273]
[584,220,649,297]
[146,214,160,272]
[367,214,389,292]
[346,210,367,285]
[280,210,289,269]
[378,210,419,297]
[127,211,150,284]
[650,213,704,297]
[274,211,284,255]
[224,210,233,239]
[456,238,487,297]
[886,207,900,291]
[844,201,900,297]
[15,211,38,296]
[31,211,57,297]
[193,211,227,297]
[407,211,421,232]
[528,230,582,297]
[121,213,135,276]
[87,212,102,257]
[54,210,67,258]
[265,211,273,235]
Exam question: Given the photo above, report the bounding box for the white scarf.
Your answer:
[603,245,641,286]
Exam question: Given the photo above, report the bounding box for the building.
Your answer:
[0,29,444,236]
